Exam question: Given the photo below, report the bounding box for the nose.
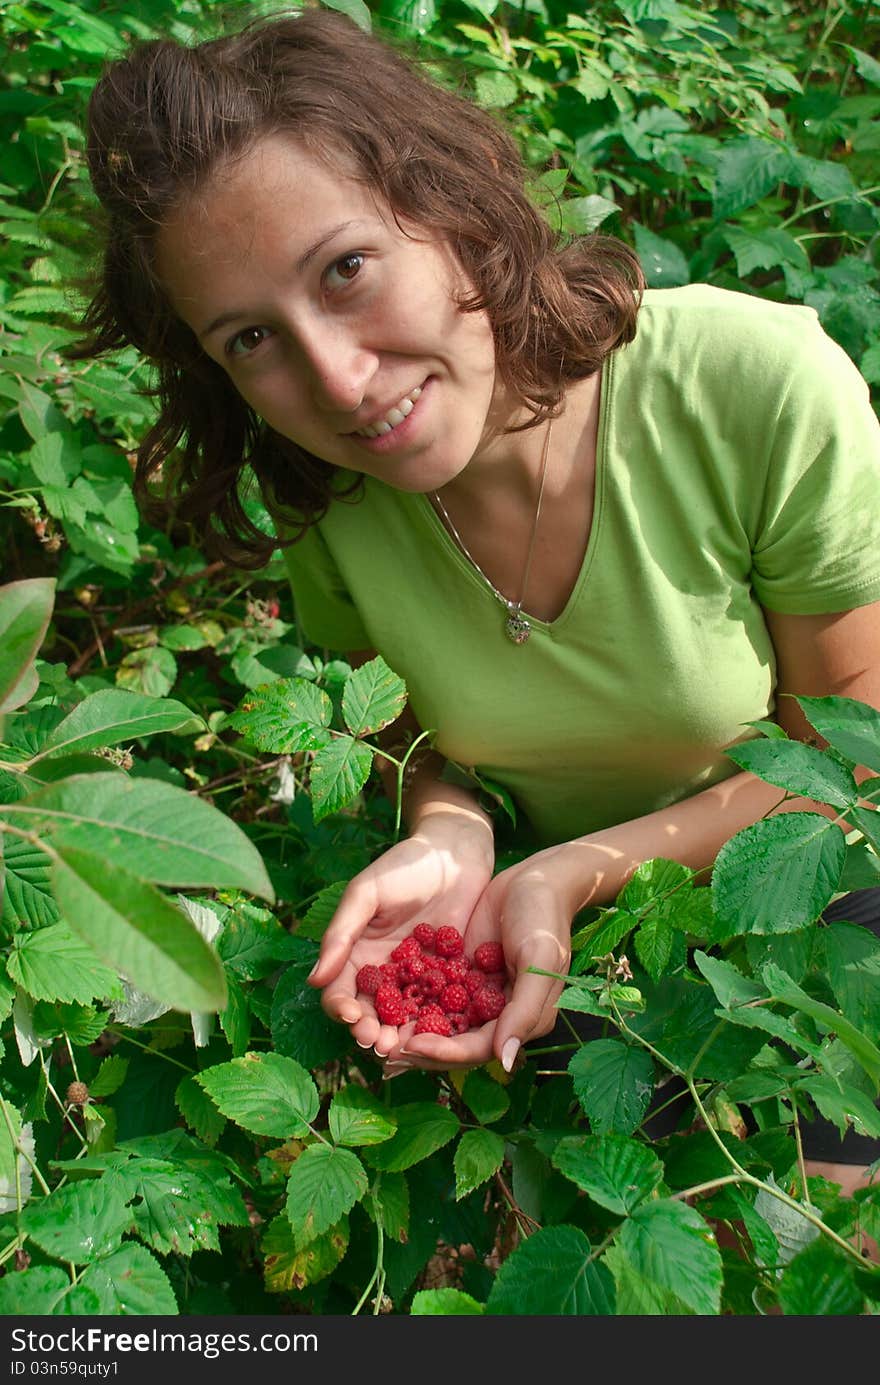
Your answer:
[294,319,378,415]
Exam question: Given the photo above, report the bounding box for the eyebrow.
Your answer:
[197,219,361,341]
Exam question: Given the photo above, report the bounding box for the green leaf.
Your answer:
[285,1144,368,1247]
[227,679,332,753]
[77,1244,178,1315]
[722,225,809,279]
[551,1133,664,1215]
[711,813,845,936]
[0,1266,92,1316]
[410,1287,485,1314]
[0,835,60,930]
[115,1156,249,1257]
[0,578,55,713]
[718,1002,826,1061]
[115,647,178,698]
[713,136,801,219]
[560,194,620,235]
[7,921,122,1004]
[847,806,880,855]
[341,656,407,735]
[309,736,374,821]
[796,1075,880,1140]
[753,1175,818,1266]
[473,70,518,108]
[842,45,880,87]
[270,959,352,1069]
[50,846,228,1013]
[824,921,880,1043]
[196,1052,319,1139]
[41,689,202,757]
[4,773,274,900]
[778,1237,862,1315]
[693,951,766,1009]
[762,963,880,1086]
[633,223,690,287]
[217,907,300,977]
[602,1242,692,1315]
[460,1067,510,1124]
[634,916,675,981]
[328,1086,398,1146]
[89,1055,129,1098]
[364,1102,460,1171]
[796,694,880,774]
[21,1176,132,1264]
[0,1101,32,1214]
[617,1199,723,1316]
[295,880,348,941]
[363,1170,410,1242]
[486,1225,615,1315]
[569,1039,655,1135]
[724,738,858,809]
[175,1075,226,1147]
[261,1213,349,1293]
[454,1128,505,1200]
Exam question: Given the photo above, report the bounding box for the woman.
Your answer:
[77,10,880,1159]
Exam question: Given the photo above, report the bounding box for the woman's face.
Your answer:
[156,134,503,492]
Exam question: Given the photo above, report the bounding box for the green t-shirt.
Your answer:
[283,285,880,846]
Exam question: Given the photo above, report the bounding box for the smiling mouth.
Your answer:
[353,384,424,438]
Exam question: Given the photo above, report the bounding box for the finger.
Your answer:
[320,964,363,1025]
[307,876,380,987]
[493,965,565,1068]
[400,1025,496,1069]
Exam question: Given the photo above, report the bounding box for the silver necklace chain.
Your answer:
[430,419,553,645]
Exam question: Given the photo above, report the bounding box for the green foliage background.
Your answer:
[1,0,880,1319]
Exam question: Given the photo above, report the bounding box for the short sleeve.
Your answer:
[749,318,880,614]
[282,524,370,651]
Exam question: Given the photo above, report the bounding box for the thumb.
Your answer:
[307,875,380,987]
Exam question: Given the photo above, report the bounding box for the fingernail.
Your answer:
[339,1008,359,1025]
[382,1064,410,1081]
[307,963,319,980]
[374,1049,389,1060]
[355,1040,372,1049]
[501,1038,520,1073]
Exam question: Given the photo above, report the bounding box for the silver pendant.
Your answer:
[505,609,531,644]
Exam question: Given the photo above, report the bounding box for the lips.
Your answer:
[353,384,424,438]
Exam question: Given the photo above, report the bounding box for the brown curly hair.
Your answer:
[73,7,644,568]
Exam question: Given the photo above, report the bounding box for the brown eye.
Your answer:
[228,326,270,357]
[326,253,364,289]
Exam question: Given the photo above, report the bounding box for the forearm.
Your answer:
[548,769,852,915]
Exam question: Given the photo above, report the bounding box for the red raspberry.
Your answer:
[399,954,427,984]
[442,954,470,982]
[379,961,401,985]
[464,968,485,996]
[448,1012,469,1036]
[474,941,505,973]
[466,1002,485,1028]
[414,1006,453,1036]
[402,995,421,1020]
[375,984,407,1026]
[435,926,464,958]
[421,967,446,998]
[412,923,436,951]
[391,937,423,964]
[440,982,469,1014]
[484,972,507,990]
[355,964,384,996]
[472,984,506,1022]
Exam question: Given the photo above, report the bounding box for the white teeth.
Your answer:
[356,385,423,438]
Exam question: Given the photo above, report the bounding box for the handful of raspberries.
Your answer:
[355,924,507,1036]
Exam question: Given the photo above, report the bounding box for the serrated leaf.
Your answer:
[364,1102,460,1172]
[796,1075,880,1139]
[713,136,801,219]
[633,223,690,287]
[0,835,59,929]
[295,880,348,942]
[261,1212,349,1292]
[568,1039,655,1135]
[175,1074,226,1146]
[309,736,373,821]
[551,1133,663,1215]
[114,1156,249,1257]
[411,1287,485,1314]
[0,1103,32,1213]
[722,225,809,278]
[285,1144,367,1247]
[363,1170,410,1242]
[270,960,352,1069]
[77,1244,178,1315]
[796,694,880,773]
[89,1056,129,1098]
[227,679,332,753]
[0,578,55,713]
[847,805,880,855]
[116,647,178,697]
[753,1175,819,1266]
[21,1176,133,1263]
[4,773,274,901]
[197,1052,319,1138]
[763,962,880,1086]
[217,908,300,977]
[711,813,845,936]
[824,921,880,1043]
[328,1086,398,1146]
[41,689,202,756]
[50,846,227,1013]
[454,1128,505,1200]
[486,1225,615,1314]
[341,656,407,735]
[7,922,123,1004]
[724,738,858,809]
[0,1266,91,1316]
[718,1002,826,1060]
[634,916,675,981]
[618,1199,722,1315]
